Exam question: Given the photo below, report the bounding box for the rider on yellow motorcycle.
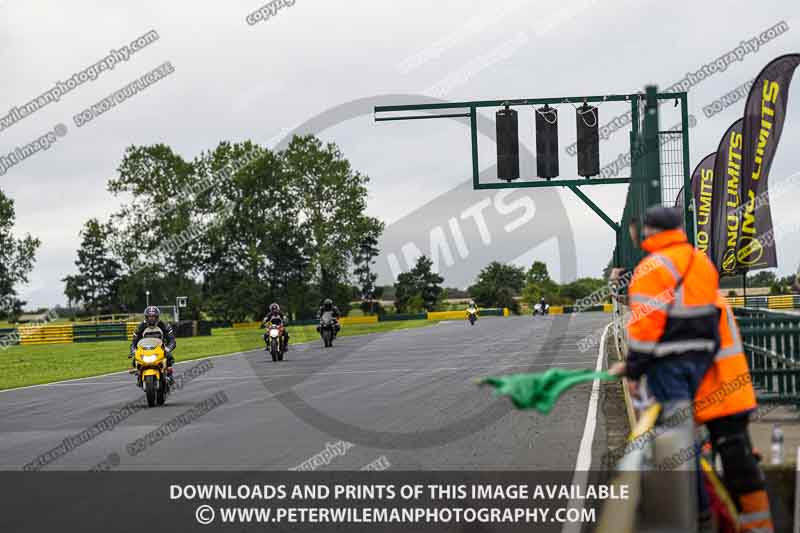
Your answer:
[129,306,177,384]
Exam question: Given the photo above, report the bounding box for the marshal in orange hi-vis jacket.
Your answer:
[694,296,757,425]
[625,227,720,385]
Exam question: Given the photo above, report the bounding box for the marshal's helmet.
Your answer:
[144,306,160,326]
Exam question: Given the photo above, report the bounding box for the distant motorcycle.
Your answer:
[318,311,338,348]
[532,303,550,316]
[263,317,286,362]
[466,308,478,325]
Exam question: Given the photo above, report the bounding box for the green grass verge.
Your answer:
[0,320,437,390]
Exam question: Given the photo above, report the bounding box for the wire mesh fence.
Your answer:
[658,131,684,207]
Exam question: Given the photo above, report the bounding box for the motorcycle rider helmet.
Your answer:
[269,303,280,314]
[144,306,160,326]
[323,298,333,310]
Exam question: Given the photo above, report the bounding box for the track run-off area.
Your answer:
[0,313,614,472]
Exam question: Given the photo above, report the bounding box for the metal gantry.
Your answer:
[374,86,693,270]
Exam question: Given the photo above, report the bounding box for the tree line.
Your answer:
[0,133,611,322]
[393,257,607,314]
[61,135,383,321]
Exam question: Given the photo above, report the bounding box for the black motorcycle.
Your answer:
[318,311,338,348]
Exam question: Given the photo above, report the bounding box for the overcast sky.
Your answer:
[2,0,800,308]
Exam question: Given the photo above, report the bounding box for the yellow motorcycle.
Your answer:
[132,336,170,407]
[466,308,478,325]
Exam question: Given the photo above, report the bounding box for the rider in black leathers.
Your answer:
[316,298,341,337]
[262,302,289,350]
[129,306,177,381]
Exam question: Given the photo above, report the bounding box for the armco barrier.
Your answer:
[426,310,466,320]
[73,323,127,343]
[126,322,139,340]
[769,294,794,310]
[339,315,378,325]
[0,327,19,346]
[726,294,800,309]
[426,308,505,320]
[379,313,427,322]
[19,324,73,346]
[726,296,745,307]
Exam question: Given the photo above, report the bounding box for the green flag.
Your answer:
[479,368,617,414]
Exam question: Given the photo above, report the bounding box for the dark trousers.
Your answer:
[707,413,764,501]
[645,354,714,512]
[645,354,714,404]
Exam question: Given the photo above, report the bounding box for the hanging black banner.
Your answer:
[685,153,717,258]
[710,119,744,276]
[737,53,800,273]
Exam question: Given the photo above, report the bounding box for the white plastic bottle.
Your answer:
[770,424,784,465]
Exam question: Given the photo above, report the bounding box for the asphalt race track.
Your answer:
[0,314,614,472]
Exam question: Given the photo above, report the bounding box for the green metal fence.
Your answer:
[735,307,800,403]
[612,88,693,271]
[73,323,128,343]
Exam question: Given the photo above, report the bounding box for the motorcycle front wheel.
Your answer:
[156,376,167,406]
[270,339,279,362]
[144,375,157,407]
[322,329,332,347]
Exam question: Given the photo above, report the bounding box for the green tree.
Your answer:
[282,135,384,298]
[522,261,561,306]
[196,144,305,319]
[393,256,444,313]
[104,136,385,321]
[354,232,382,315]
[413,256,444,311]
[393,271,415,314]
[526,261,551,285]
[559,278,607,304]
[468,261,525,313]
[769,282,784,296]
[62,218,121,315]
[778,274,796,289]
[748,270,777,287]
[0,190,40,317]
[63,275,84,309]
[108,144,199,278]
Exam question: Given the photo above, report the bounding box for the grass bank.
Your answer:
[0,320,437,390]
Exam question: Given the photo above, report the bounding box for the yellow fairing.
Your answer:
[135,343,165,369]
